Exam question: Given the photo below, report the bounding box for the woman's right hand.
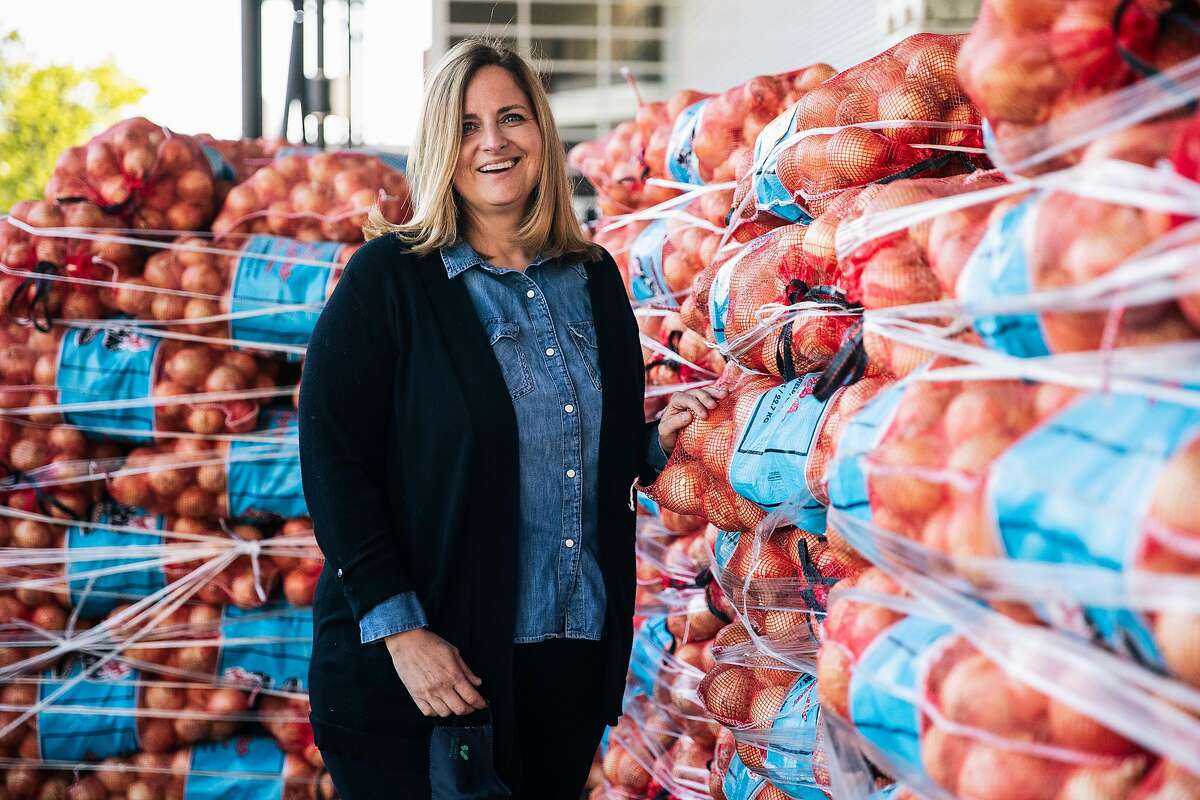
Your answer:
[384,628,489,717]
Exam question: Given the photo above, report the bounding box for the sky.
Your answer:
[1,0,431,146]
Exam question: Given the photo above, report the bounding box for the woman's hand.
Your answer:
[658,386,730,456]
[384,628,488,717]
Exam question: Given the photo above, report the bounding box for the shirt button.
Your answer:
[526,289,536,299]
[564,404,574,414]
[564,539,575,548]
[336,568,343,578]
[545,348,555,357]
[566,469,577,478]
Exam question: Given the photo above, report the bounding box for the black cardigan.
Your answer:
[297,235,654,782]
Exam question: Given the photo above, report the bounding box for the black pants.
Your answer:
[323,638,609,799]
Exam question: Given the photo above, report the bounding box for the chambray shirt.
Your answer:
[359,239,613,644]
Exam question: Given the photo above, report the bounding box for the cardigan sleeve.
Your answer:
[298,255,416,623]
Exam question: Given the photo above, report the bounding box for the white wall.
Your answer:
[667,0,886,94]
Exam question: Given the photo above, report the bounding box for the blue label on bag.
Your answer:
[218,602,313,691]
[959,197,1051,358]
[38,661,140,761]
[627,616,674,698]
[199,143,238,183]
[67,502,166,618]
[629,220,675,306]
[186,737,287,800]
[729,374,831,533]
[227,408,306,521]
[848,616,953,775]
[761,674,827,799]
[713,529,740,574]
[230,235,340,352]
[869,787,902,799]
[724,753,766,800]
[709,233,770,345]
[750,104,811,224]
[666,99,708,185]
[988,393,1200,670]
[56,323,161,441]
[826,382,906,560]
[636,492,661,516]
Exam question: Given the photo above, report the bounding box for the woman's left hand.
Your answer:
[658,386,729,456]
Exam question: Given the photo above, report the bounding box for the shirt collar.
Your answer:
[440,239,578,279]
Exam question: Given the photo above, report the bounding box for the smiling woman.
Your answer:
[299,36,724,800]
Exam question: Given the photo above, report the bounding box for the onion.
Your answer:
[204,365,247,394]
[230,570,265,608]
[174,487,215,519]
[144,684,186,711]
[66,775,107,800]
[172,715,210,744]
[185,407,226,435]
[284,569,318,606]
[165,347,214,389]
[137,718,177,754]
[146,468,188,497]
[166,202,207,231]
[175,168,214,202]
[150,293,187,322]
[9,438,49,472]
[30,603,67,631]
[96,759,133,792]
[6,767,42,797]
[207,687,249,716]
[0,344,36,383]
[143,253,182,290]
[11,520,51,549]
[195,463,226,492]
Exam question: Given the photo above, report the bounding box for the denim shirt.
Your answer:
[359,239,618,644]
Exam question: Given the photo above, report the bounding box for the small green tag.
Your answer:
[459,744,471,761]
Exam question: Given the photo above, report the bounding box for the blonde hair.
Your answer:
[365,37,599,261]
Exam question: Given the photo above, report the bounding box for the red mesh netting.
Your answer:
[958,0,1200,169]
[45,118,221,232]
[211,151,411,243]
[0,201,148,324]
[817,567,1185,799]
[733,34,988,222]
[684,222,863,380]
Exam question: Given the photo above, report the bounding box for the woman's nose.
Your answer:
[480,122,508,152]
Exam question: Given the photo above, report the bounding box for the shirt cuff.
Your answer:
[646,425,670,472]
[359,591,428,643]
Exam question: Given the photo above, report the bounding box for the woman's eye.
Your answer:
[462,121,479,134]
[502,114,525,124]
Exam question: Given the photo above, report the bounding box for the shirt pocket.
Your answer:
[486,319,535,400]
[567,320,603,392]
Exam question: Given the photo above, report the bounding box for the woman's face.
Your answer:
[454,65,544,219]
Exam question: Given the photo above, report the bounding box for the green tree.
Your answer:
[0,31,145,212]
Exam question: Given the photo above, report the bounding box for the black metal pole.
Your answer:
[315,0,325,148]
[241,0,263,139]
[346,0,353,145]
[281,0,307,141]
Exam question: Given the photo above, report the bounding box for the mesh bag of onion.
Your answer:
[0,596,312,759]
[817,566,1200,800]
[698,663,830,800]
[833,119,1200,382]
[0,503,316,636]
[45,117,225,233]
[211,151,411,243]
[0,201,148,329]
[708,527,869,667]
[664,66,837,189]
[604,692,718,800]
[0,735,329,800]
[1,325,283,440]
[569,108,685,217]
[687,224,865,381]
[958,0,1200,175]
[826,369,1200,689]
[642,366,890,537]
[733,34,987,223]
[117,234,359,357]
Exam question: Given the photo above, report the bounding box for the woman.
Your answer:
[299,37,724,799]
